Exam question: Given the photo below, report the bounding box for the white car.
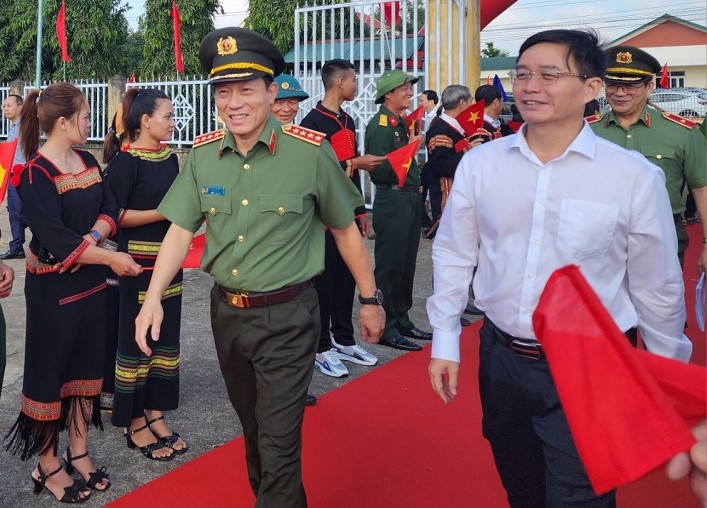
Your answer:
[649,90,707,118]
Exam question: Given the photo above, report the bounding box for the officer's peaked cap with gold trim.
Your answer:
[199,27,285,84]
[604,45,660,84]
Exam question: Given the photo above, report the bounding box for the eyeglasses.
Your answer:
[604,83,646,95]
[509,69,588,85]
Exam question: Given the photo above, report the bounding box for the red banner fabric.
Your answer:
[659,63,670,89]
[533,265,705,495]
[56,0,71,63]
[0,139,18,205]
[456,100,485,137]
[386,139,420,186]
[170,1,184,73]
[382,2,401,28]
[405,105,424,137]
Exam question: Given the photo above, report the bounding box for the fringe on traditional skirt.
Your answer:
[4,395,103,461]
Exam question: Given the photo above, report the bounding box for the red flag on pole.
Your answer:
[0,139,18,205]
[533,265,705,495]
[659,63,670,89]
[170,1,185,74]
[127,73,136,83]
[405,105,424,137]
[382,2,401,28]
[386,140,420,186]
[56,0,71,63]
[455,100,485,137]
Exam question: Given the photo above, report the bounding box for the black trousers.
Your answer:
[210,284,319,508]
[419,163,433,228]
[314,231,356,353]
[478,319,616,508]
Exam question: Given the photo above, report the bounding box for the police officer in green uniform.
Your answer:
[366,70,432,351]
[589,45,707,272]
[135,27,384,507]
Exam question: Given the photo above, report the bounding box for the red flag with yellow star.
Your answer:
[456,100,485,137]
[405,105,424,137]
[386,139,420,186]
[0,139,18,205]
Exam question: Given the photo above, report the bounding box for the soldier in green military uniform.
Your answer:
[589,45,707,272]
[134,27,384,507]
[366,70,432,351]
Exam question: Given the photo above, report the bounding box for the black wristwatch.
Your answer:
[358,289,383,305]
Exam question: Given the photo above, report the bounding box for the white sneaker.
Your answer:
[331,338,378,366]
[315,348,349,377]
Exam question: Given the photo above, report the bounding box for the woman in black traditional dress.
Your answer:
[103,88,186,460]
[4,83,141,503]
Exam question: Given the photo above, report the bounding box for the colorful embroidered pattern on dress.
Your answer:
[21,378,102,421]
[125,145,173,162]
[54,167,102,195]
[127,240,162,257]
[114,346,181,393]
[138,282,183,304]
[59,281,107,306]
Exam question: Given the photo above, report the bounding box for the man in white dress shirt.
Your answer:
[427,29,690,508]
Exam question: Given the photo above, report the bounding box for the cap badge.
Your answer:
[217,36,238,56]
[281,82,290,89]
[616,51,632,64]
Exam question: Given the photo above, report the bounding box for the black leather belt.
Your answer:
[216,280,312,308]
[376,184,419,193]
[487,319,545,361]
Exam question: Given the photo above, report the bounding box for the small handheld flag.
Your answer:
[386,140,420,186]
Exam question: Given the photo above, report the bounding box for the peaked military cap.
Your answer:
[199,27,285,84]
[604,45,661,83]
[274,75,309,101]
[375,69,419,104]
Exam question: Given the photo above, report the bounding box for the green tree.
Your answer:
[139,0,222,78]
[0,0,130,82]
[482,41,510,58]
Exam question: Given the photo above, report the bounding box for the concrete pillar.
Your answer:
[108,75,127,131]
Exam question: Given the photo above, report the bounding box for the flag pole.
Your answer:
[35,0,44,88]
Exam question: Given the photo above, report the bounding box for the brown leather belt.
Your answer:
[487,319,545,361]
[216,280,313,308]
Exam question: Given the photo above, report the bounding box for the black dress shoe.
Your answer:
[0,250,24,260]
[464,303,484,316]
[460,317,471,327]
[401,327,432,340]
[379,335,422,351]
[305,394,317,406]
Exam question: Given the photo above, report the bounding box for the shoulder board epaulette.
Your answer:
[662,112,696,129]
[584,114,603,124]
[193,130,226,148]
[281,124,325,146]
[378,114,388,127]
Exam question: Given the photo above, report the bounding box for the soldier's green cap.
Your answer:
[199,27,285,84]
[604,45,661,84]
[374,70,419,104]
[274,74,309,101]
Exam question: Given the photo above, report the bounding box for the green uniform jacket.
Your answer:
[365,106,420,187]
[158,116,364,292]
[589,107,707,215]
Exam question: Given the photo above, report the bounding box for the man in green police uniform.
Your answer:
[134,27,384,507]
[589,45,707,273]
[366,70,432,351]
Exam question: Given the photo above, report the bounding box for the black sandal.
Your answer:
[146,414,189,455]
[125,422,174,461]
[63,446,111,492]
[31,463,90,504]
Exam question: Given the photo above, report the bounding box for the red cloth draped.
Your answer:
[170,1,184,73]
[56,0,71,63]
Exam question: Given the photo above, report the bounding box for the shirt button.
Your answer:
[656,154,662,160]
[241,199,248,206]
[243,163,251,170]
[237,235,244,242]
[209,207,216,215]
[277,206,285,215]
[627,134,632,139]
[231,269,238,276]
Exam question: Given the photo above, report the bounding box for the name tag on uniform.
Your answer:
[201,185,225,196]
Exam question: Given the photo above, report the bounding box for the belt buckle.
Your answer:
[228,292,250,308]
[510,339,542,360]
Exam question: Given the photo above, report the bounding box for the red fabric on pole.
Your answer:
[382,2,401,28]
[405,105,424,137]
[170,1,184,74]
[659,63,670,89]
[456,100,485,137]
[0,139,18,205]
[533,265,706,495]
[386,140,420,186]
[56,0,71,63]
[127,73,136,83]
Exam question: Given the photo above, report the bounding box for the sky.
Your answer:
[124,0,706,55]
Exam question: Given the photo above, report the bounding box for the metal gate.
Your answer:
[292,0,467,205]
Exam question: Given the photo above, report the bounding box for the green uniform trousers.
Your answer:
[372,187,422,340]
[210,284,319,508]
[0,305,5,400]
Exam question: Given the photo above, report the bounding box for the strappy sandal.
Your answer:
[146,414,189,455]
[63,446,110,492]
[31,463,90,504]
[125,422,174,461]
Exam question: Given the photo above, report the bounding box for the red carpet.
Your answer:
[110,224,704,508]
